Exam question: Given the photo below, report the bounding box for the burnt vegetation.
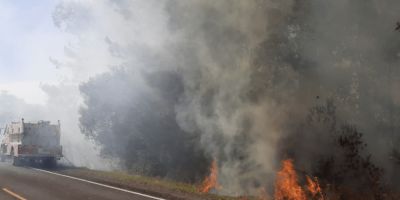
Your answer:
[60,0,400,197]
[280,100,398,199]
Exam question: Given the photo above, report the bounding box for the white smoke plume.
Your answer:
[2,0,400,197]
[52,0,400,195]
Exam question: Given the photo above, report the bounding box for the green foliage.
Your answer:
[79,68,210,183]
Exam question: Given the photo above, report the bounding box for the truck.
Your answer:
[0,119,62,167]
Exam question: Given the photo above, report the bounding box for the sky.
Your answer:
[0,0,64,104]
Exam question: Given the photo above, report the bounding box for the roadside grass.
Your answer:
[57,167,247,200]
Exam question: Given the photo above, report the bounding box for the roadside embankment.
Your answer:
[52,167,246,200]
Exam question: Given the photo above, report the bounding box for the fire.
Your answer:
[274,159,307,200]
[199,159,219,193]
[274,159,325,200]
[306,176,324,200]
[198,158,325,199]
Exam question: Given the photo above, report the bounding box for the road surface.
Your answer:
[0,162,165,200]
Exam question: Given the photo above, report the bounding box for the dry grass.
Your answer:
[55,167,243,200]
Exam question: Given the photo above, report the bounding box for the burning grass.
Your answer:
[306,176,324,200]
[274,159,307,200]
[199,159,219,193]
[197,158,326,200]
[274,159,325,200]
[54,154,391,200]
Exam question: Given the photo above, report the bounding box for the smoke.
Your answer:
[0,91,45,125]
[168,0,298,193]
[40,84,113,169]
[67,0,296,192]
[281,0,400,180]
[0,86,110,169]
[1,0,398,197]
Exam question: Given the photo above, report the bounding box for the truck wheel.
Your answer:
[43,157,56,169]
[12,157,20,166]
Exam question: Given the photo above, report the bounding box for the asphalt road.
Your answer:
[0,162,165,200]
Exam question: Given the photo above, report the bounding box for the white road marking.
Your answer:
[2,188,27,200]
[32,168,166,200]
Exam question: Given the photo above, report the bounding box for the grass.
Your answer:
[56,167,245,200]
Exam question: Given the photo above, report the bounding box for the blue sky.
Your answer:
[0,0,64,104]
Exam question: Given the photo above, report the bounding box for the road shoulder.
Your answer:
[47,167,238,200]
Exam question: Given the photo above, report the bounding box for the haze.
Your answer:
[0,1,400,199]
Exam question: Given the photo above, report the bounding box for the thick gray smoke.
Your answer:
[50,0,400,197]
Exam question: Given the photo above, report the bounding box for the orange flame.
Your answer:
[306,176,324,200]
[274,159,306,200]
[274,159,325,200]
[199,159,219,193]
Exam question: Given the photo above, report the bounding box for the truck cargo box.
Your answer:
[0,119,62,167]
